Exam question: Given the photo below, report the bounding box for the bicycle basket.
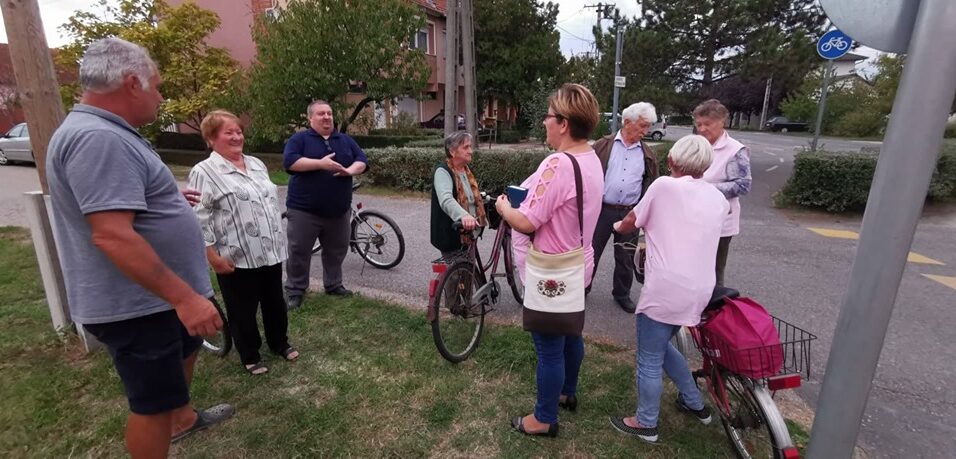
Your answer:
[484,199,502,230]
[696,299,816,380]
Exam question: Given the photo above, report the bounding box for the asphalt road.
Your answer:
[1,129,953,456]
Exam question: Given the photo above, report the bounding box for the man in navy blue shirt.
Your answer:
[283,100,368,309]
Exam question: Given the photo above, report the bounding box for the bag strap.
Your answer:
[564,152,585,247]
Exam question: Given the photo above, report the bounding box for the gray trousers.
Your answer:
[591,204,640,301]
[284,207,350,296]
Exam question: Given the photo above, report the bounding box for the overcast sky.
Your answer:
[1,0,877,65]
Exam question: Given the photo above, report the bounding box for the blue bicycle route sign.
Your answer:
[817,29,853,60]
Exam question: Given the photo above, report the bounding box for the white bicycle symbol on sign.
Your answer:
[820,36,849,52]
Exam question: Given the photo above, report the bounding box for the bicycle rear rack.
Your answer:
[695,316,817,381]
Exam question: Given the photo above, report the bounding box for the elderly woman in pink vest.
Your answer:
[693,99,752,286]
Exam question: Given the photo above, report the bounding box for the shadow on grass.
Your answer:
[1,227,755,457]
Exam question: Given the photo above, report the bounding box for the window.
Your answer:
[410,23,434,54]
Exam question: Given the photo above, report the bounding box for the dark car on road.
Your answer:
[420,111,465,130]
[764,116,809,133]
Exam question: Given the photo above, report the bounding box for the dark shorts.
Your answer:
[84,309,204,415]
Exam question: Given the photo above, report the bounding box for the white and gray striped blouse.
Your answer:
[188,152,287,269]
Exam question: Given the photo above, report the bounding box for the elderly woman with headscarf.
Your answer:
[430,131,486,256]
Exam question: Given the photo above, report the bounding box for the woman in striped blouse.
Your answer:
[189,110,298,375]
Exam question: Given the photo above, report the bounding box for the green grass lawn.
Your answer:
[0,227,782,457]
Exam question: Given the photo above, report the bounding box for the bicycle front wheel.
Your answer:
[719,372,795,458]
[351,210,405,269]
[201,299,232,358]
[431,261,485,363]
[502,229,524,305]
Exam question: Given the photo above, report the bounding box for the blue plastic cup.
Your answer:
[506,185,528,208]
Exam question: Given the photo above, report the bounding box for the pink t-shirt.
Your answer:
[630,176,730,326]
[511,151,604,287]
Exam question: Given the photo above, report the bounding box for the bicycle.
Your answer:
[673,287,816,459]
[427,194,524,363]
[285,181,406,269]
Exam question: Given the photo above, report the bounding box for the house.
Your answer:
[830,51,869,89]
[168,0,466,131]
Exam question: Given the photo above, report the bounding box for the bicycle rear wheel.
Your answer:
[672,326,698,362]
[201,299,232,357]
[352,210,405,269]
[718,372,795,458]
[502,229,524,305]
[431,261,485,363]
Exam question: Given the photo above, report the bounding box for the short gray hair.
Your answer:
[307,100,331,117]
[621,102,657,124]
[668,135,713,177]
[444,131,472,158]
[79,37,157,93]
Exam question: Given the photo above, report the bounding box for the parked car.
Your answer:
[0,123,34,165]
[600,113,667,141]
[764,116,809,133]
[420,111,465,130]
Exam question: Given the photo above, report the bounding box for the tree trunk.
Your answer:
[339,96,377,133]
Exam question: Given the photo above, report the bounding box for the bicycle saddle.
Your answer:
[706,286,740,312]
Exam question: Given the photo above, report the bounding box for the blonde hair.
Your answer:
[669,135,713,177]
[548,83,600,140]
[693,99,729,121]
[200,110,243,148]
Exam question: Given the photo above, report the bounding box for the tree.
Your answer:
[242,0,430,140]
[640,0,824,106]
[474,0,564,122]
[57,0,239,133]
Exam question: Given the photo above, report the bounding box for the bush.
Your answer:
[368,128,441,137]
[668,115,693,126]
[158,149,285,171]
[405,137,445,148]
[156,132,207,151]
[778,145,956,212]
[591,117,611,140]
[351,135,432,148]
[497,130,524,144]
[364,147,550,194]
[945,122,956,139]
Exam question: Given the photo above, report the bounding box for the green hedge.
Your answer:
[405,137,445,148]
[363,147,550,194]
[351,135,433,149]
[497,130,524,144]
[778,145,956,212]
[156,132,206,151]
[368,128,442,137]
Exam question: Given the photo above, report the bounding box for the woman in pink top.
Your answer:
[695,99,752,286]
[608,135,729,443]
[495,84,604,438]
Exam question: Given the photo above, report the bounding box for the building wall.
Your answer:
[167,0,260,66]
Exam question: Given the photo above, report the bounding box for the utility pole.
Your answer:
[1,0,65,193]
[1,0,73,340]
[460,0,477,139]
[759,76,773,129]
[811,60,834,151]
[610,25,624,133]
[443,0,459,135]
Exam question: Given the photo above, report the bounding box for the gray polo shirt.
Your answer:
[47,104,213,324]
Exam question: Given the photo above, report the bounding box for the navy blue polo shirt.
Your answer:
[283,128,368,217]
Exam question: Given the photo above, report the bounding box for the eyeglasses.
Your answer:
[543,114,564,122]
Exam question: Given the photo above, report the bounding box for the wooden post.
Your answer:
[1,0,67,193]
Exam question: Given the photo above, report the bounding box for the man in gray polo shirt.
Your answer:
[47,38,232,457]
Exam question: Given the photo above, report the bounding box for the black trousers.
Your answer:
[217,263,290,365]
[715,236,733,287]
[591,205,640,300]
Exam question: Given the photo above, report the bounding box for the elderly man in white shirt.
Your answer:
[589,102,661,313]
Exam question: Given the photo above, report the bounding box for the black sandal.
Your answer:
[280,346,299,361]
[510,416,559,438]
[244,362,268,375]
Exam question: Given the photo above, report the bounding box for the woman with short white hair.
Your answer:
[608,135,730,444]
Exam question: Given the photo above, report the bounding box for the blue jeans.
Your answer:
[636,313,705,428]
[531,332,585,424]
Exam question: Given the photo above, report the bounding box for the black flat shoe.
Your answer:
[558,394,577,412]
[511,416,559,438]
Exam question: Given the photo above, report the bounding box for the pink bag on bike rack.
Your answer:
[699,297,784,379]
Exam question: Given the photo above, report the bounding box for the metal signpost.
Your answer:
[809,0,956,456]
[609,27,624,134]
[810,28,852,151]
